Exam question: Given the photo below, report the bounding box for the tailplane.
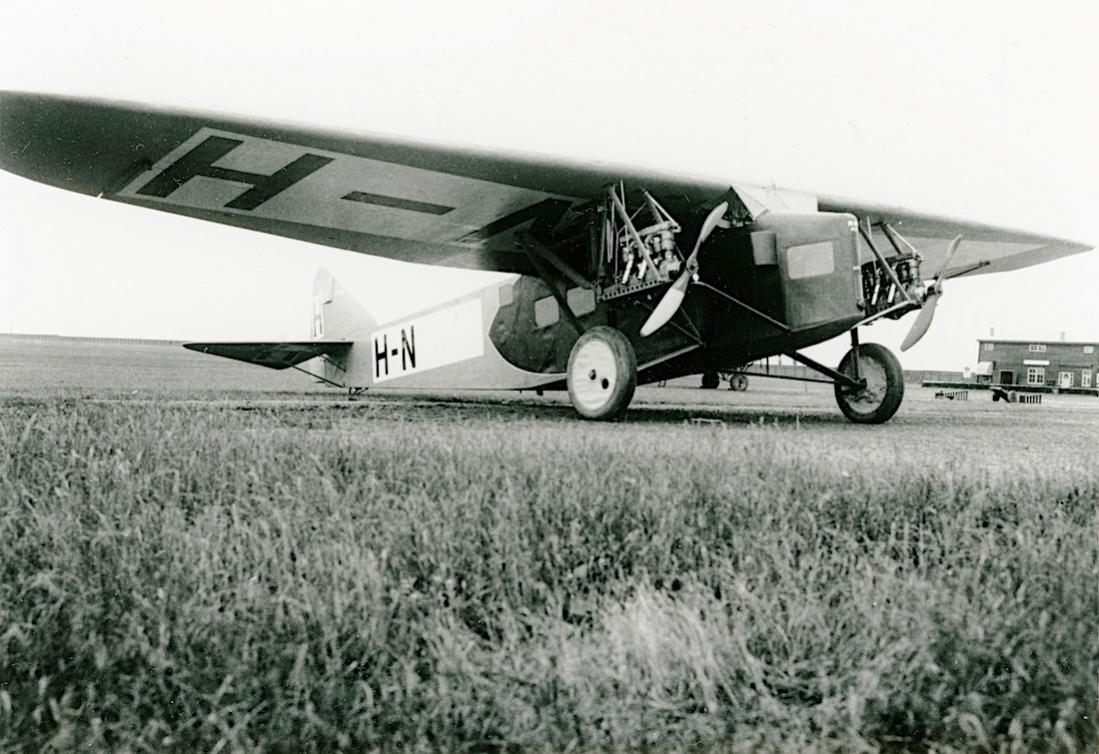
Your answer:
[182,341,350,371]
[184,268,375,388]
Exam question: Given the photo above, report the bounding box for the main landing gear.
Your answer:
[833,342,904,424]
[563,326,905,424]
[566,326,637,420]
[781,332,905,424]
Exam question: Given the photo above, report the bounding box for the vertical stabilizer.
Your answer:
[311,268,376,386]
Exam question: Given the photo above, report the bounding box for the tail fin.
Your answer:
[311,268,376,385]
[312,268,376,341]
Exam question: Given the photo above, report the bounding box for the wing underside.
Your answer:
[0,91,1090,278]
[816,195,1090,280]
[0,91,713,274]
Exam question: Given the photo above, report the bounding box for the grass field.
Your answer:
[0,339,1096,752]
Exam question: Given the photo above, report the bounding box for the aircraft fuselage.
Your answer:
[325,210,865,391]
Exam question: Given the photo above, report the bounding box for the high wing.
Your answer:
[814,194,1088,280]
[0,91,1090,277]
[183,342,350,370]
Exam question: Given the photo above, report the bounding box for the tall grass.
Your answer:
[0,398,1095,752]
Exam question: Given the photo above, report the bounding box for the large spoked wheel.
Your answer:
[834,343,904,424]
[566,326,637,420]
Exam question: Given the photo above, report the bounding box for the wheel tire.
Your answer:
[701,372,720,390]
[566,326,637,420]
[834,343,904,424]
[729,373,749,392]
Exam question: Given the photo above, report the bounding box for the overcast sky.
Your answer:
[1,1,1095,370]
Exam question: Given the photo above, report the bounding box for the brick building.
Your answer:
[976,339,1098,391]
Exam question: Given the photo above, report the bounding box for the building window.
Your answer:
[1028,344,1047,352]
[1026,367,1046,385]
[1082,371,1093,388]
[983,343,994,351]
[1085,345,1095,354]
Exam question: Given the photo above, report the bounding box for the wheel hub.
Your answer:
[845,357,887,407]
[570,340,619,413]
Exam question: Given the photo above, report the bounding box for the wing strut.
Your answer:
[859,220,916,306]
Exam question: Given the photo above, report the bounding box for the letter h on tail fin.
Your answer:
[312,268,377,385]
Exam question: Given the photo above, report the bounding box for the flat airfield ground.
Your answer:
[2,337,1097,469]
[0,337,1096,753]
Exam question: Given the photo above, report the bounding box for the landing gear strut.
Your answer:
[566,326,637,420]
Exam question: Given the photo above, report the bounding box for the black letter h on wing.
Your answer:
[136,135,333,210]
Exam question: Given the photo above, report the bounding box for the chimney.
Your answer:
[989,327,995,337]
[1060,331,1066,342]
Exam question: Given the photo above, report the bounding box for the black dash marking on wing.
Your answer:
[342,191,454,216]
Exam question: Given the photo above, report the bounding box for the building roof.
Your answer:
[978,338,1098,347]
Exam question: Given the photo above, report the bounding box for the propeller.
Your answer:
[640,202,729,337]
[900,235,963,352]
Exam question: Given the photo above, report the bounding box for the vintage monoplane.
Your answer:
[0,92,1090,421]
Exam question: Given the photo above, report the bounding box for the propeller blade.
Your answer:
[640,269,691,336]
[685,201,730,265]
[933,235,964,283]
[640,202,729,338]
[900,236,961,352]
[900,290,940,351]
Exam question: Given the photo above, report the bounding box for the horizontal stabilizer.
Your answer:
[183,341,351,370]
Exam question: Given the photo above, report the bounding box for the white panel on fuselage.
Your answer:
[369,299,484,384]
